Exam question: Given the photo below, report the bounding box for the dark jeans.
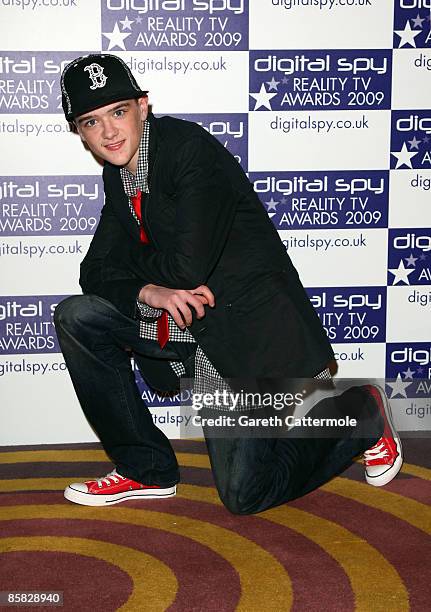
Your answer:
[54,294,383,515]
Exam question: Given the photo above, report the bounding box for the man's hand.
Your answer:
[138,284,215,330]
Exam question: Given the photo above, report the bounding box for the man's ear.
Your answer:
[137,96,149,121]
[74,121,86,142]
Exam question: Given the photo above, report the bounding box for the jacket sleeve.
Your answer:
[79,202,146,318]
[106,135,239,289]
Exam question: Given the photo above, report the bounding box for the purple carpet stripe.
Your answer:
[0,493,63,506]
[1,551,132,611]
[172,439,207,453]
[292,489,431,611]
[377,478,431,506]
[0,462,113,480]
[0,442,105,453]
[179,466,215,487]
[1,517,241,611]
[397,438,431,469]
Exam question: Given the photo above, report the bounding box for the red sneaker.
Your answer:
[362,384,403,487]
[64,469,176,506]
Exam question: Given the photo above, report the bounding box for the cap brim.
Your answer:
[68,90,148,122]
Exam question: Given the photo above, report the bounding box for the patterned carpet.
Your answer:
[0,439,430,612]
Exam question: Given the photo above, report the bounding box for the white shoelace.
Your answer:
[363,440,389,463]
[94,469,126,488]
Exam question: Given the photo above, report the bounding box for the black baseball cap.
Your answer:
[61,53,148,121]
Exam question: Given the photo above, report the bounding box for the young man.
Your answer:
[55,54,402,512]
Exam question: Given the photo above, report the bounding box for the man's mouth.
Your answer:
[105,140,125,152]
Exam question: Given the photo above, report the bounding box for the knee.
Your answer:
[218,486,260,516]
[221,497,250,515]
[54,294,94,331]
[221,485,295,515]
[216,462,294,515]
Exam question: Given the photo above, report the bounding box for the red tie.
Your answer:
[131,190,169,349]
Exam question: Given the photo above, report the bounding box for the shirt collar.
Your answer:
[120,119,150,197]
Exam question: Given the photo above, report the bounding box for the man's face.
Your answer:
[75,96,148,173]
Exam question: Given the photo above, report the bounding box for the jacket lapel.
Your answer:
[142,112,163,247]
[103,165,140,241]
[147,112,159,188]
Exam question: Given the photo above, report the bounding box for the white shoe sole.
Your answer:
[64,484,177,506]
[365,384,403,487]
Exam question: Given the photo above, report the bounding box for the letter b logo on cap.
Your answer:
[84,63,108,90]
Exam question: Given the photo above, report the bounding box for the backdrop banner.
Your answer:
[0,0,430,443]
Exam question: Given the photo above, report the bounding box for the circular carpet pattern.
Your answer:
[0,439,430,611]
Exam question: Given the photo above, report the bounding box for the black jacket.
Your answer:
[80,112,334,389]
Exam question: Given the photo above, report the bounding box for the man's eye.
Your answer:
[114,109,125,117]
[85,119,96,127]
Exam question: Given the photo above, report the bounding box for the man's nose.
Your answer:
[102,119,118,140]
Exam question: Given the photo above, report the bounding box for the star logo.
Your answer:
[408,136,421,150]
[265,197,279,212]
[103,22,131,51]
[388,259,415,285]
[120,16,134,30]
[411,13,425,28]
[391,142,418,169]
[405,253,418,267]
[386,373,413,399]
[394,20,422,48]
[402,367,415,379]
[250,83,277,111]
[266,76,280,92]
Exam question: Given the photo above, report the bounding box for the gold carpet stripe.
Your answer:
[401,462,431,481]
[0,450,110,464]
[322,478,431,535]
[176,484,408,612]
[0,535,177,612]
[0,450,210,469]
[0,477,76,492]
[0,505,292,612]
